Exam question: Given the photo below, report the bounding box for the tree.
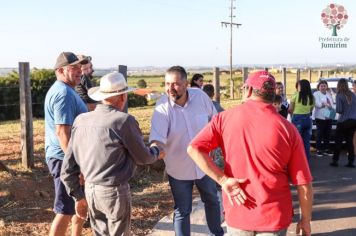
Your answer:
[321,4,348,37]
[137,79,147,88]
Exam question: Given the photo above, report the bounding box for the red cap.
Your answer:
[245,70,276,91]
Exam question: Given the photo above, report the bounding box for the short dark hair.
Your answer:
[203,84,214,98]
[273,94,282,104]
[251,81,276,102]
[166,66,187,80]
[275,82,284,87]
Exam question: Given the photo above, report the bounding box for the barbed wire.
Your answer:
[0,103,44,107]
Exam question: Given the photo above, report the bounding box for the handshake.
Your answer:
[150,142,166,160]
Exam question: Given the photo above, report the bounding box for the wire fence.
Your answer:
[0,85,50,120]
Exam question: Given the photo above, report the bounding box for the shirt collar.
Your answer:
[169,89,194,108]
[95,103,120,112]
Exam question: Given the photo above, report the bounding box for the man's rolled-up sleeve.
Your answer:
[149,104,169,144]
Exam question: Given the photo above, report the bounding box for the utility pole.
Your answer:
[222,0,241,99]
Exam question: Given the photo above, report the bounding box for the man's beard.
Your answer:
[169,90,183,102]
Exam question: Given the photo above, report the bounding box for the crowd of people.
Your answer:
[284,78,356,168]
[44,51,352,236]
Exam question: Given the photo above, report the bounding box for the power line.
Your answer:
[221,0,241,99]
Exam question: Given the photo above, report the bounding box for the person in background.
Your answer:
[61,72,165,236]
[289,79,314,161]
[330,79,356,168]
[190,73,204,88]
[188,70,313,236]
[273,94,282,113]
[275,82,289,118]
[313,80,334,157]
[352,80,356,157]
[203,84,225,221]
[75,55,97,111]
[45,52,89,236]
[352,80,356,94]
[203,84,224,113]
[150,66,224,236]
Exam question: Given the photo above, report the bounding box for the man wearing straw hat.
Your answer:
[61,72,165,236]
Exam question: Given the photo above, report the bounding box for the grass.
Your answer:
[127,71,324,99]
[0,70,338,235]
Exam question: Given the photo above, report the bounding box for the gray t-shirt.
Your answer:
[336,93,356,122]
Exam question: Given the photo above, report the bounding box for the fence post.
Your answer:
[318,70,323,79]
[296,69,301,82]
[213,67,220,103]
[326,70,330,78]
[243,67,248,82]
[118,65,128,113]
[230,76,235,100]
[19,62,34,169]
[282,67,287,95]
[308,69,312,82]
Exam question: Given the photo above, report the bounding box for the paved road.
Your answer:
[149,152,356,235]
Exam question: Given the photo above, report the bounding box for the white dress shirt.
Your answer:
[149,88,217,180]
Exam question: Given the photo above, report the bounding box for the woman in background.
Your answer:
[190,74,204,88]
[330,79,356,168]
[289,79,314,161]
[275,82,289,118]
[313,80,334,157]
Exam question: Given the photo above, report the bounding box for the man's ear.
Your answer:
[57,67,65,74]
[247,86,253,98]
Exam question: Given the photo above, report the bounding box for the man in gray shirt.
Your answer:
[61,72,164,236]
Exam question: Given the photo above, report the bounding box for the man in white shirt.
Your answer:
[150,66,224,236]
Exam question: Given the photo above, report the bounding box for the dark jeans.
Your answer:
[168,175,224,236]
[315,118,332,151]
[333,119,356,164]
[292,114,312,160]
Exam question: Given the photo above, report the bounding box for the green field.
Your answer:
[126,70,344,98]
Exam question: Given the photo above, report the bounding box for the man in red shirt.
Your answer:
[188,71,313,236]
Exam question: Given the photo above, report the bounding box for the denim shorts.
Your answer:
[47,158,75,215]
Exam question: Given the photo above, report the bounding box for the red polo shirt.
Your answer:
[190,100,312,231]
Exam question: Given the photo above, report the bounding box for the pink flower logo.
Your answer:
[321,3,348,36]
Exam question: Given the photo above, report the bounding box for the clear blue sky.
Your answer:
[0,0,355,68]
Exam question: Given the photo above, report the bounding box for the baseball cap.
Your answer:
[245,70,276,91]
[54,52,89,70]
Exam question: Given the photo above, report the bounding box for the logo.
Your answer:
[319,3,349,49]
[321,3,348,37]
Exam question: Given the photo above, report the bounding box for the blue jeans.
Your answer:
[168,175,224,236]
[292,114,312,161]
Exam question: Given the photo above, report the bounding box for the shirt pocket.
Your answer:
[195,114,209,132]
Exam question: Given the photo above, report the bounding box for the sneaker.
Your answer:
[316,151,323,157]
[345,163,355,168]
[323,150,333,156]
[330,162,339,167]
